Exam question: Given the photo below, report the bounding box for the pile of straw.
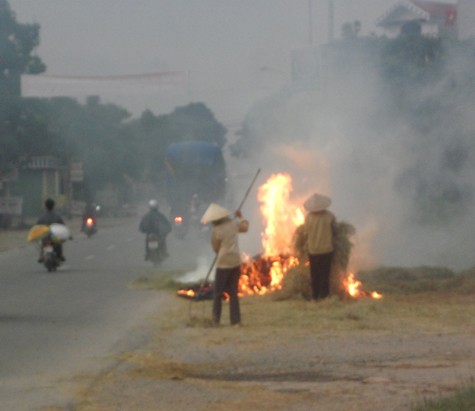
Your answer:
[273,220,356,300]
[330,221,356,297]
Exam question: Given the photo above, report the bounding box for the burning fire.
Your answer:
[344,273,383,299]
[178,173,382,300]
[258,173,305,256]
[238,172,381,299]
[238,173,303,295]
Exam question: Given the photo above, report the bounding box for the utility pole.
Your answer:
[308,0,314,45]
[328,0,335,44]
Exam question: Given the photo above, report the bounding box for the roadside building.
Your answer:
[377,0,457,38]
[10,156,67,219]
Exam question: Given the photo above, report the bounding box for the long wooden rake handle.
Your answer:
[196,168,261,299]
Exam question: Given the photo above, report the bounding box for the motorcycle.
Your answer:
[41,236,61,272]
[82,216,97,238]
[28,223,70,272]
[145,233,167,266]
[171,213,188,239]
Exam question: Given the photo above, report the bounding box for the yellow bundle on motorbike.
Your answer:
[27,225,50,242]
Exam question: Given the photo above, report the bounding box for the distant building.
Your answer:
[377,0,457,38]
[11,156,66,218]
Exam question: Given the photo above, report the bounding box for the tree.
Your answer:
[129,102,227,187]
[341,20,361,41]
[0,0,46,97]
[0,97,66,174]
[45,96,137,195]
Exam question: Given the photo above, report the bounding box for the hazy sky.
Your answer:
[9,0,405,121]
[8,1,474,270]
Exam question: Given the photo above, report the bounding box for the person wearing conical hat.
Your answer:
[202,203,249,327]
[303,193,336,301]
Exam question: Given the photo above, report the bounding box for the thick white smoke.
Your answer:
[231,43,475,272]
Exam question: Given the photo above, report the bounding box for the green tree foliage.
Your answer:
[341,20,361,41]
[0,0,226,205]
[381,35,445,103]
[44,96,139,194]
[381,36,475,224]
[130,102,227,187]
[0,97,65,173]
[0,0,45,97]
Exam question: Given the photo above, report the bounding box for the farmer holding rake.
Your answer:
[202,203,249,327]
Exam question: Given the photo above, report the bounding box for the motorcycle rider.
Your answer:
[81,202,97,232]
[36,198,66,262]
[139,200,172,261]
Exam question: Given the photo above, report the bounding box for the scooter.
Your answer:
[172,214,188,239]
[145,233,168,266]
[41,237,61,272]
[82,216,97,238]
[29,223,70,272]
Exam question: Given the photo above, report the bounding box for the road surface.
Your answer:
[0,216,209,411]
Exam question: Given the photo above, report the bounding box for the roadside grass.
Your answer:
[123,264,475,410]
[0,228,30,252]
[411,384,475,411]
[358,265,475,295]
[70,264,475,411]
[136,264,475,336]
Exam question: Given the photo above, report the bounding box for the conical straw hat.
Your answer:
[303,193,332,212]
[27,225,50,242]
[201,203,231,223]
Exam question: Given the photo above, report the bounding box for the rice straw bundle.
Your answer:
[330,221,355,297]
[272,265,312,301]
[276,220,356,300]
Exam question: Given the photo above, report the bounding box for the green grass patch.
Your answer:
[412,384,475,411]
[358,266,475,295]
[130,268,190,290]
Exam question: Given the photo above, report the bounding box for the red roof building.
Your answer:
[377,0,457,38]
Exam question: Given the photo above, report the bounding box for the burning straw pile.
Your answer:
[177,173,381,301]
[272,220,356,301]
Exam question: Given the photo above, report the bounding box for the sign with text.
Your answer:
[0,197,23,215]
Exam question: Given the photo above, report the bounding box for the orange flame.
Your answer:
[237,173,303,295]
[258,173,304,256]
[177,289,196,298]
[238,173,381,299]
[178,173,381,300]
[343,273,383,299]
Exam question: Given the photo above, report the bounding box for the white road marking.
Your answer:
[107,245,116,251]
[85,255,95,260]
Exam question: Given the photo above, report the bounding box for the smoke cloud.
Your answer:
[233,39,475,272]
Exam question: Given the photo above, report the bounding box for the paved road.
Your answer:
[0,217,210,411]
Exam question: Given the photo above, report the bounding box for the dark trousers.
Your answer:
[309,252,333,300]
[212,266,241,325]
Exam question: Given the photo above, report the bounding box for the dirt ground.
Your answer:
[3,223,474,411]
[47,291,475,411]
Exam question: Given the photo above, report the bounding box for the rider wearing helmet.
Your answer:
[139,200,172,261]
